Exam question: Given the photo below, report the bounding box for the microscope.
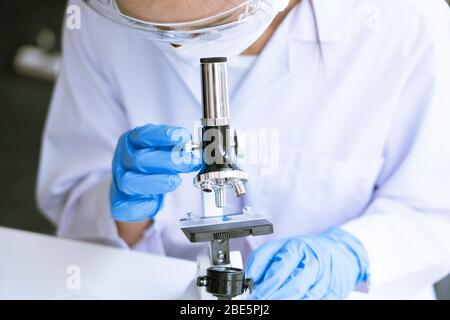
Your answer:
[179,58,273,300]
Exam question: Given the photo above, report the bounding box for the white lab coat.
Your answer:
[37,0,450,299]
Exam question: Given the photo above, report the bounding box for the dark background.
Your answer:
[0,0,449,299]
[0,1,65,234]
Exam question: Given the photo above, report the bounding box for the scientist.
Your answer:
[37,0,450,299]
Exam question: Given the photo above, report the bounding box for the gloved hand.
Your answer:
[246,228,370,300]
[110,124,201,222]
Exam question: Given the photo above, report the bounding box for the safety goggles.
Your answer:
[82,0,286,44]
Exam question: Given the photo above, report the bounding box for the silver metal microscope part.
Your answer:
[214,188,227,208]
[201,59,230,125]
[194,171,248,186]
[202,118,229,127]
[210,239,230,265]
[194,171,248,206]
[231,181,246,197]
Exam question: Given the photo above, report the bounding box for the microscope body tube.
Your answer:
[201,58,230,126]
[200,57,232,173]
[195,58,247,208]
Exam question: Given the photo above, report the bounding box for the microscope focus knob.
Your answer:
[184,141,201,153]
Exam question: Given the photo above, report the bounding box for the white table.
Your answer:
[0,227,378,300]
[0,227,196,299]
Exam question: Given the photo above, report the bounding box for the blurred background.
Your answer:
[0,0,449,299]
[0,1,65,235]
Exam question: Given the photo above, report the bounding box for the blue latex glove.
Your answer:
[110,124,201,222]
[246,228,370,300]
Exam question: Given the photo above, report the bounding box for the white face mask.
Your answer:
[153,0,289,65]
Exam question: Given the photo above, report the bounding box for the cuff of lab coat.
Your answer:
[131,218,166,255]
[56,173,129,249]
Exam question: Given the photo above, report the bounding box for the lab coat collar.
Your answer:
[230,0,353,111]
[162,53,203,106]
[290,0,353,43]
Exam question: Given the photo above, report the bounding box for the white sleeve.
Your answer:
[342,1,450,298]
[131,221,167,255]
[37,0,127,247]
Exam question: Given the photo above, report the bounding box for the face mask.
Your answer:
[152,0,290,65]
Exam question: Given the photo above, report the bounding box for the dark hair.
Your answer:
[309,0,323,59]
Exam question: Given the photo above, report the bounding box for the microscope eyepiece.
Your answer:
[200,57,227,64]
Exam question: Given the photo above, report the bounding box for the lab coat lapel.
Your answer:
[230,0,352,113]
[293,0,353,43]
[163,53,203,107]
[230,16,291,113]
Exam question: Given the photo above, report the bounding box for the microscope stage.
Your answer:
[179,212,273,243]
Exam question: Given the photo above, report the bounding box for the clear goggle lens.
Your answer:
[82,0,276,43]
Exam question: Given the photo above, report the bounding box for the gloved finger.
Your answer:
[319,291,339,300]
[128,124,191,149]
[302,257,332,300]
[117,172,181,196]
[266,249,321,300]
[302,281,329,300]
[316,278,352,300]
[125,148,202,174]
[246,239,290,285]
[112,135,128,181]
[111,193,163,222]
[250,240,308,300]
